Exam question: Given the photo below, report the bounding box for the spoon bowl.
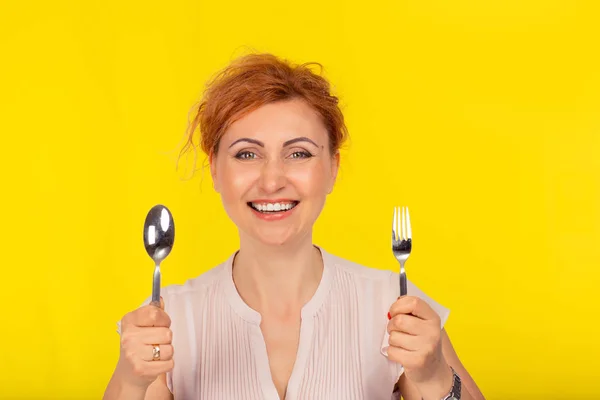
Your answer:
[143,204,175,306]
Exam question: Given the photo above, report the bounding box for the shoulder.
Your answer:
[322,247,395,283]
[161,260,227,298]
[161,256,232,304]
[157,255,235,313]
[320,247,399,311]
[321,247,450,326]
[115,260,230,334]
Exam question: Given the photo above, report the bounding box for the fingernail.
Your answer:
[387,312,391,320]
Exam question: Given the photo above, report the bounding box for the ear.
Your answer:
[327,150,340,194]
[209,151,220,193]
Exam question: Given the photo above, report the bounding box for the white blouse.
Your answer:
[118,246,450,399]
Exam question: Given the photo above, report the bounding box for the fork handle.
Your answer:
[399,263,407,296]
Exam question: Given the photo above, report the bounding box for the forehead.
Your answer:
[223,98,328,144]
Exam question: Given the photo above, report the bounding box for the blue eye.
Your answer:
[235,151,257,160]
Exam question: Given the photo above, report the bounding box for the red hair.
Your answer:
[181,53,348,158]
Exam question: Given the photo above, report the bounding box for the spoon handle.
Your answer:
[151,264,161,307]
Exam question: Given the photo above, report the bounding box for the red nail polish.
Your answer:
[387,312,391,320]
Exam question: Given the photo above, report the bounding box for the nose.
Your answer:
[258,159,286,194]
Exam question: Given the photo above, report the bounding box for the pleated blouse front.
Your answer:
[132,247,449,400]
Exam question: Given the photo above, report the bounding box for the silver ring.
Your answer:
[152,344,160,361]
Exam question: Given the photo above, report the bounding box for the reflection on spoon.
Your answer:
[143,204,175,307]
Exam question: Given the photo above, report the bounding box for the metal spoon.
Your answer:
[143,204,175,307]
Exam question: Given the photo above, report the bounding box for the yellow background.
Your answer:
[1,0,598,398]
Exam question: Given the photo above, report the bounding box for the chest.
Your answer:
[260,317,302,399]
[169,297,399,399]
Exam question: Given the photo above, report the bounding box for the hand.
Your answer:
[116,298,174,389]
[387,296,452,395]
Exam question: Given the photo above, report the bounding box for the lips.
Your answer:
[246,200,299,221]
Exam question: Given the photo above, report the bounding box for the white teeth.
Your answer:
[251,202,296,212]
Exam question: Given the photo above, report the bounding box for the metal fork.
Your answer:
[392,206,412,296]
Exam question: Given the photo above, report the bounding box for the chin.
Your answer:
[252,229,297,247]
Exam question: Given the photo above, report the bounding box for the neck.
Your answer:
[232,233,324,317]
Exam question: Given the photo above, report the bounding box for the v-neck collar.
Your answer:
[221,245,335,325]
[220,245,336,400]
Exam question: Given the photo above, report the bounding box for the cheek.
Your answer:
[218,163,255,200]
[288,162,330,195]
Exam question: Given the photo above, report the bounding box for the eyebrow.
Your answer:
[228,136,319,148]
[229,138,264,148]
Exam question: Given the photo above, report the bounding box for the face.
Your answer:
[210,98,339,247]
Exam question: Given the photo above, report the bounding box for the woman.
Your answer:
[103,53,485,400]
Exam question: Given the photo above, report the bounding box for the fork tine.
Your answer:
[396,206,401,240]
[400,207,406,240]
[405,207,412,239]
[392,209,396,245]
[392,207,398,240]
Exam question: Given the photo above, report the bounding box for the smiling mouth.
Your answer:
[247,201,299,213]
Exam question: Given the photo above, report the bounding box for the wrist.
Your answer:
[111,364,151,399]
[416,362,454,400]
[116,379,149,400]
[104,374,149,400]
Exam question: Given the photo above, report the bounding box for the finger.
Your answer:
[386,345,412,365]
[136,327,173,345]
[389,296,438,321]
[386,346,426,370]
[136,305,172,328]
[388,331,419,351]
[141,344,174,362]
[150,296,165,310]
[387,314,425,335]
